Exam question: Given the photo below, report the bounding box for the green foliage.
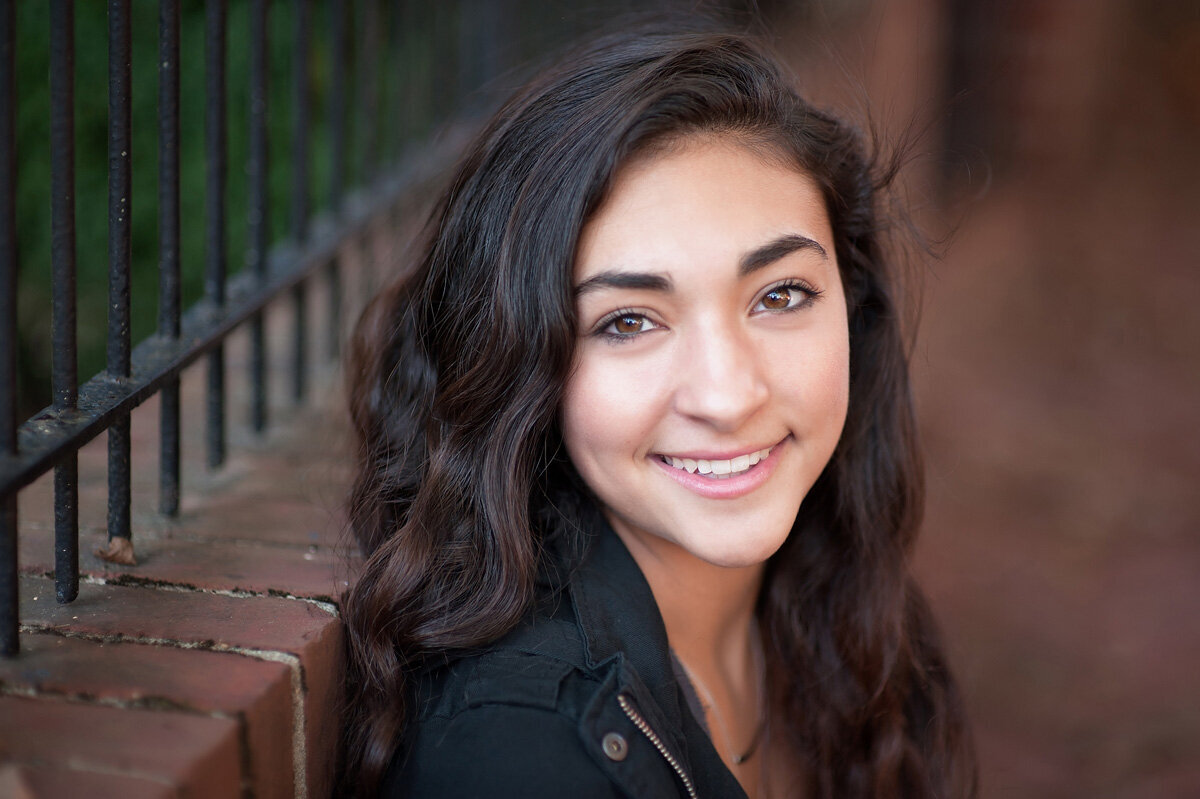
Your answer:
[10,0,566,419]
[11,0,416,417]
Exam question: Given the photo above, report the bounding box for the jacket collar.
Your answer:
[564,500,748,799]
[567,500,685,736]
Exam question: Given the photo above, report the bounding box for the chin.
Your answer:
[689,531,790,570]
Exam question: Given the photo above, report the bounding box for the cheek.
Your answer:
[776,327,850,436]
[560,374,601,462]
[561,358,631,466]
[826,334,851,420]
[561,352,668,469]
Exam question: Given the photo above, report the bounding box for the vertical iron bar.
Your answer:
[387,0,399,162]
[354,1,380,304]
[248,0,269,433]
[158,0,181,514]
[290,0,309,244]
[361,0,380,182]
[396,0,413,143]
[50,0,79,602]
[1,0,18,656]
[329,1,347,211]
[53,464,77,597]
[325,258,341,359]
[429,1,451,123]
[412,1,432,140]
[358,225,374,308]
[107,0,133,545]
[457,0,477,103]
[290,0,309,403]
[205,0,227,468]
[326,2,348,362]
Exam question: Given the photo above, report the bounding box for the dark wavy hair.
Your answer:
[340,23,976,798]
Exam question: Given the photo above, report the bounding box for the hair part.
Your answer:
[340,22,976,797]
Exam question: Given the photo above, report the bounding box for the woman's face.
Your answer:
[561,137,849,570]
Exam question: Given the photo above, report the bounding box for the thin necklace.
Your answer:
[677,631,766,766]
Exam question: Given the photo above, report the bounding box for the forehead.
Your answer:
[574,136,832,281]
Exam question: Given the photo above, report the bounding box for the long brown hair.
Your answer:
[341,23,976,797]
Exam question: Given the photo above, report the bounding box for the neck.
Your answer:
[611,524,764,678]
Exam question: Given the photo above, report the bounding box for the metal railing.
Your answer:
[0,0,637,657]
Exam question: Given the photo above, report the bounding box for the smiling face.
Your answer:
[561,136,850,572]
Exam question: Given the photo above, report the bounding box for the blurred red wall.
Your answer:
[772,0,1200,795]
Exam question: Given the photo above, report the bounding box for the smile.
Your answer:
[657,445,774,480]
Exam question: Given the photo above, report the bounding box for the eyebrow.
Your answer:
[739,233,827,276]
[573,233,828,296]
[573,270,672,296]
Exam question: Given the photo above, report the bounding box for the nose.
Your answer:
[671,326,769,431]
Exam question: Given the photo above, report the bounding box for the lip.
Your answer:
[650,436,790,500]
[656,441,779,461]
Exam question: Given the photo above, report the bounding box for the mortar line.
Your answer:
[0,681,236,718]
[67,572,340,616]
[17,624,311,796]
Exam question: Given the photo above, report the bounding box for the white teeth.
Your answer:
[661,445,775,478]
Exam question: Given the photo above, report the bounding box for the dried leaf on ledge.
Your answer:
[95,537,137,566]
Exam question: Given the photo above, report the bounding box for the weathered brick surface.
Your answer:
[297,618,344,798]
[0,695,241,797]
[15,574,342,797]
[0,762,173,799]
[0,633,295,799]
[18,524,347,602]
[17,575,335,652]
[4,265,364,796]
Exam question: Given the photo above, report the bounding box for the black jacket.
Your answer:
[380,504,748,798]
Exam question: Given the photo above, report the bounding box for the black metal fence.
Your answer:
[0,0,641,657]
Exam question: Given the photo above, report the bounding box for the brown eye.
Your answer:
[761,287,792,310]
[612,315,644,334]
[598,311,659,340]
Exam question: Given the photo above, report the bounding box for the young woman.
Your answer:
[340,23,976,799]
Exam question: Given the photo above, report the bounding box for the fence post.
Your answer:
[248,0,270,433]
[158,0,182,515]
[0,0,18,657]
[104,0,134,560]
[205,0,228,469]
[51,0,80,597]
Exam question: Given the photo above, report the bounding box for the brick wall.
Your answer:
[0,257,367,797]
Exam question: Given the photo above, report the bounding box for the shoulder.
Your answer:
[380,643,622,799]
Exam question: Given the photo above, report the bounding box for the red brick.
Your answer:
[18,573,337,653]
[0,763,173,799]
[15,380,352,555]
[7,290,356,797]
[298,617,344,799]
[0,765,35,799]
[18,524,346,602]
[16,573,337,680]
[0,695,241,797]
[17,576,342,795]
[15,484,346,551]
[175,491,347,548]
[0,633,294,799]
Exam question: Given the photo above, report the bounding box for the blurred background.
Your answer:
[9,0,1199,796]
[767,0,1200,796]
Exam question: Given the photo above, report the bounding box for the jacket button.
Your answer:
[601,731,628,761]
